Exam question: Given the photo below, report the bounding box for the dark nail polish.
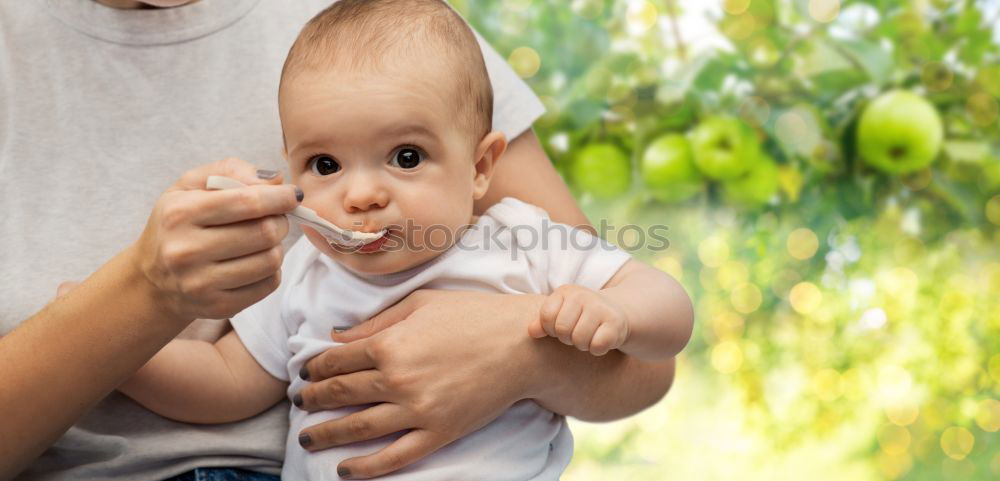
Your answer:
[298,432,312,448]
[295,186,305,202]
[299,366,310,381]
[292,393,303,407]
[256,169,279,180]
[338,467,352,479]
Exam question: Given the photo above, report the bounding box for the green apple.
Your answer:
[571,143,631,199]
[722,155,779,206]
[690,116,762,180]
[640,134,703,202]
[857,90,944,175]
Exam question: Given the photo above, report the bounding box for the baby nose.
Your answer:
[343,176,389,213]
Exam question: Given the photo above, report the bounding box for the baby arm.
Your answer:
[118,330,287,424]
[528,259,693,360]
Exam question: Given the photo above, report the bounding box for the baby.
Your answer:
[120,1,692,480]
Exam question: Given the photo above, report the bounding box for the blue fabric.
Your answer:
[162,468,280,481]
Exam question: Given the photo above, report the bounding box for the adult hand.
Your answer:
[131,158,302,322]
[295,289,548,480]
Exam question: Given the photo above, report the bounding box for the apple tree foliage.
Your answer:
[459,1,999,479]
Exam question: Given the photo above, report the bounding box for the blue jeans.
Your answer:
[162,468,280,481]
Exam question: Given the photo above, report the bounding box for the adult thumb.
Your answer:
[331,293,420,342]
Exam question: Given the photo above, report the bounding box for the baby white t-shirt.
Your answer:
[230,197,632,481]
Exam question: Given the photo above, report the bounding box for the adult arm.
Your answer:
[0,158,300,478]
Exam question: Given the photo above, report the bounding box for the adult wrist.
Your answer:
[508,294,564,401]
[122,243,190,326]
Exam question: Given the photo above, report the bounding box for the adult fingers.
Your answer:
[294,369,387,412]
[193,215,290,262]
[331,291,424,343]
[208,245,285,290]
[186,184,302,227]
[297,403,410,452]
[301,339,377,382]
[189,273,282,320]
[336,429,446,480]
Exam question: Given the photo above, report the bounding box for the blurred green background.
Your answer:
[456,1,999,480]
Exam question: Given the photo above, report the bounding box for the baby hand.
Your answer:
[528,285,630,356]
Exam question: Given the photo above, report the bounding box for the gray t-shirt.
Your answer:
[0,1,544,479]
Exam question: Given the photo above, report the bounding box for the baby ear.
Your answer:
[472,131,507,200]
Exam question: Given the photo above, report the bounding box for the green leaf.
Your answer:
[954,7,982,35]
[693,56,734,93]
[810,69,869,93]
[834,38,893,86]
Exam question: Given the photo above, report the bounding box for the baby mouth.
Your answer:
[355,229,392,253]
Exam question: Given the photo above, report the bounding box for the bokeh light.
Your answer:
[789,281,822,314]
[716,260,749,289]
[885,399,920,427]
[808,0,841,23]
[698,236,730,268]
[878,424,911,456]
[940,427,975,461]
[986,194,1000,226]
[921,62,954,92]
[625,0,658,35]
[975,399,1000,432]
[967,91,999,127]
[654,255,685,281]
[787,228,819,260]
[723,0,751,15]
[508,46,541,78]
[775,108,821,156]
[712,340,743,373]
[730,282,762,314]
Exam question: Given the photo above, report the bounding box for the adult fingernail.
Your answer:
[338,467,352,479]
[298,432,312,448]
[294,186,305,202]
[292,393,303,407]
[256,169,279,180]
[299,366,310,381]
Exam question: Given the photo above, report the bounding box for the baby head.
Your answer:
[278,0,506,276]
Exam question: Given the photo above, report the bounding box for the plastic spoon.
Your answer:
[205,175,385,247]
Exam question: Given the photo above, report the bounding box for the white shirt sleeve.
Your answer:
[543,219,633,291]
[488,198,633,292]
[474,31,547,141]
[229,237,316,382]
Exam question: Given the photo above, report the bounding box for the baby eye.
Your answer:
[309,155,341,176]
[390,148,423,169]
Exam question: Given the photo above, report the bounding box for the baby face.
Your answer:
[280,65,489,276]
